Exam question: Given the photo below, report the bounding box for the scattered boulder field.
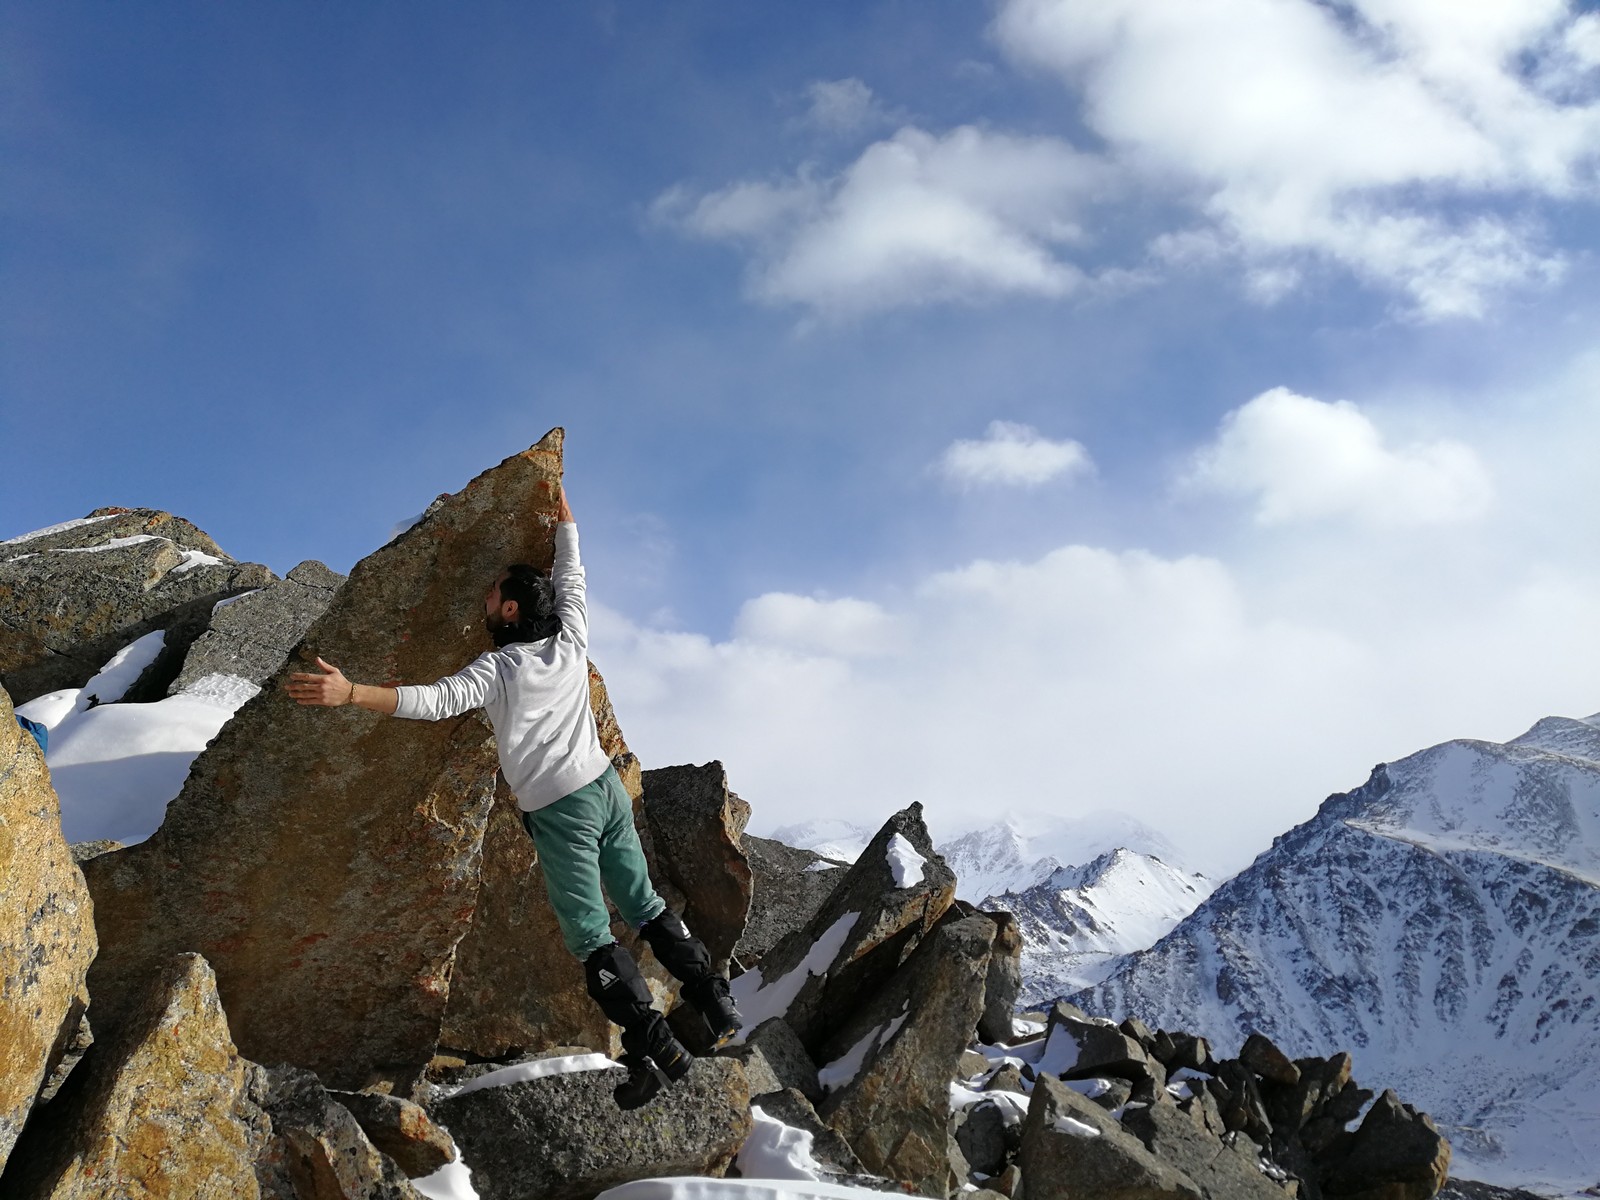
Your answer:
[0,433,1459,1199]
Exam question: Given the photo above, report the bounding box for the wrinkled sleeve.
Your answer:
[393,651,501,720]
[553,522,588,650]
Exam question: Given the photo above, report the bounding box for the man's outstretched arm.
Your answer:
[287,657,399,714]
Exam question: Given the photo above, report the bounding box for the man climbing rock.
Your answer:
[287,482,740,1108]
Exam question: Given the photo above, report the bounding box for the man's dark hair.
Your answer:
[494,563,561,645]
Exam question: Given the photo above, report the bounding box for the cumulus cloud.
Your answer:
[1182,387,1494,527]
[992,0,1600,317]
[936,420,1093,489]
[733,593,901,657]
[798,78,893,135]
[653,124,1110,317]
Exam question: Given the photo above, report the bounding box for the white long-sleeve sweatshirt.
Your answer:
[392,522,612,812]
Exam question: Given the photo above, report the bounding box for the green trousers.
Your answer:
[521,764,665,960]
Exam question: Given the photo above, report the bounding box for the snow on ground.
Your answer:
[885,833,925,888]
[737,1108,828,1181]
[729,912,860,1044]
[76,630,167,710]
[0,513,120,545]
[18,668,261,845]
[412,1157,480,1200]
[598,1181,912,1200]
[446,1053,618,1097]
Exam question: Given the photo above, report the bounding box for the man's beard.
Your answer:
[485,611,519,647]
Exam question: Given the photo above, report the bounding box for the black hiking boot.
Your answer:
[613,1016,693,1110]
[684,976,743,1049]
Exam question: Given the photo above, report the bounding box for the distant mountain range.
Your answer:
[1073,712,1600,1195]
[771,811,1214,1011]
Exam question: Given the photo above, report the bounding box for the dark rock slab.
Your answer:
[642,762,754,974]
[0,686,96,1176]
[724,1016,820,1103]
[0,508,273,705]
[1121,1096,1287,1199]
[168,560,344,696]
[739,802,955,1055]
[328,1090,455,1179]
[1015,1074,1203,1200]
[737,833,850,966]
[81,432,572,1089]
[956,1099,1011,1176]
[1240,1032,1301,1087]
[1320,1089,1450,1200]
[819,914,993,1197]
[429,1057,750,1200]
[977,910,1023,1045]
[253,1065,421,1199]
[1041,1005,1158,1085]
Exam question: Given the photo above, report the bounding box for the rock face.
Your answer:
[168,560,344,696]
[1322,1090,1451,1200]
[736,803,956,1054]
[80,432,572,1089]
[327,1090,455,1179]
[2,953,270,1200]
[440,661,669,1060]
[0,685,97,1176]
[0,508,274,705]
[1015,1074,1202,1200]
[737,833,850,966]
[429,1058,752,1200]
[641,761,754,972]
[977,909,1023,1044]
[819,914,994,1197]
[252,1066,422,1199]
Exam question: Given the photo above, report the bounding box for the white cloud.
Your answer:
[993,0,1600,317]
[1183,387,1493,527]
[654,124,1110,318]
[798,78,892,135]
[936,420,1093,489]
[733,593,900,657]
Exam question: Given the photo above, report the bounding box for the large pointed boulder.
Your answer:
[0,508,273,705]
[641,761,754,972]
[1,953,270,1200]
[732,802,955,1055]
[81,431,573,1088]
[0,686,98,1176]
[737,834,850,967]
[816,914,994,1197]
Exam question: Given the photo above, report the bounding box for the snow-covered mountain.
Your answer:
[1073,712,1600,1194]
[993,848,1214,1004]
[935,810,1183,904]
[767,818,873,865]
[771,811,1213,1010]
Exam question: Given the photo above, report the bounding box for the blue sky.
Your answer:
[6,1,1600,870]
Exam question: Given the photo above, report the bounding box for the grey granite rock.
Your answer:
[168,560,344,696]
[737,833,849,966]
[428,1057,750,1200]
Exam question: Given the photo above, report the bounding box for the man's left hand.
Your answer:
[288,656,354,707]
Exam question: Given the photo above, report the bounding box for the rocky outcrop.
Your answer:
[80,432,572,1089]
[252,1066,422,1199]
[326,1090,455,1179]
[428,1057,751,1200]
[2,953,270,1199]
[819,914,994,1197]
[168,560,344,696]
[977,909,1023,1045]
[1015,1074,1202,1200]
[1321,1090,1451,1200]
[737,832,850,966]
[0,685,97,1176]
[735,803,955,1054]
[642,761,754,973]
[0,508,273,704]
